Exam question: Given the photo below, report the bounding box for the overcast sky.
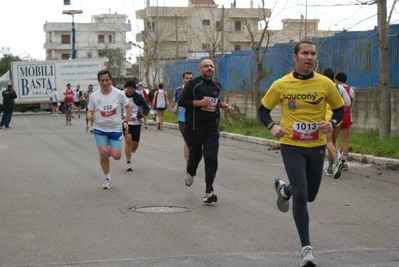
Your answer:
[1,0,398,62]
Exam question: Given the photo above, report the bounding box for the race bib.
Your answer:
[292,121,319,141]
[201,97,218,112]
[100,104,117,117]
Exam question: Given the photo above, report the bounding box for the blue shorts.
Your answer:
[93,129,123,149]
[65,103,73,114]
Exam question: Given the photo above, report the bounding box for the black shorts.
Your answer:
[74,102,80,107]
[126,124,141,142]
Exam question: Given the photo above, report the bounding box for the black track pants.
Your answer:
[184,128,219,193]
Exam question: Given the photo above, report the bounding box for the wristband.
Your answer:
[267,122,276,130]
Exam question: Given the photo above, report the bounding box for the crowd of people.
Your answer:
[2,44,356,266]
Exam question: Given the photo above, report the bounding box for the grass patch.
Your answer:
[160,109,399,159]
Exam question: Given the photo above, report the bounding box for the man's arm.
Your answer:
[124,103,132,122]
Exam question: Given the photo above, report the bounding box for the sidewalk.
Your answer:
[163,122,399,169]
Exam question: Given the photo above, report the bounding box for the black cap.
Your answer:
[124,80,137,88]
[335,72,347,83]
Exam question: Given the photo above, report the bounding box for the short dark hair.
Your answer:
[7,84,12,90]
[97,69,112,81]
[294,40,315,55]
[335,72,347,83]
[182,71,193,79]
[158,83,164,89]
[323,68,335,81]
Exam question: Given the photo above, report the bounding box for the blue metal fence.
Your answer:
[163,24,399,91]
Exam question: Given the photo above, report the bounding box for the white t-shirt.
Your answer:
[88,87,129,132]
[124,95,141,126]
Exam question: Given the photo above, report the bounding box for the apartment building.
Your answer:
[135,0,336,83]
[136,0,268,61]
[43,13,132,75]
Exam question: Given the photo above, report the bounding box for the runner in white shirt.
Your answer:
[87,69,132,189]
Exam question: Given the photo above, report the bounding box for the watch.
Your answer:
[329,119,337,128]
[267,122,276,130]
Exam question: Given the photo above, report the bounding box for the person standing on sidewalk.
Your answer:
[122,80,150,171]
[178,59,232,204]
[172,71,193,161]
[258,41,344,267]
[87,70,132,189]
[335,72,355,171]
[0,84,17,129]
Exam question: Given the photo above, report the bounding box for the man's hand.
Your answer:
[318,120,333,134]
[270,124,289,139]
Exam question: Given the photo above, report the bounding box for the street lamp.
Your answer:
[62,9,83,59]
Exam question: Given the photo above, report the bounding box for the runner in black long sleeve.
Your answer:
[178,59,232,204]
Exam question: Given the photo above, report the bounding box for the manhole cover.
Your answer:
[130,206,190,214]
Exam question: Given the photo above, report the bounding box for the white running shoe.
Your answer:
[300,246,317,267]
[203,191,217,203]
[185,173,194,187]
[126,163,132,172]
[274,178,290,213]
[102,179,112,189]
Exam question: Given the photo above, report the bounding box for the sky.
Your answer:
[1,0,398,62]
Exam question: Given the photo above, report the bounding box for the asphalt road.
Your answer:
[0,113,398,267]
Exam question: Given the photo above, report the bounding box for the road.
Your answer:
[0,113,398,267]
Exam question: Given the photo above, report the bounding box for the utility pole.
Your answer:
[62,8,83,59]
[221,5,224,55]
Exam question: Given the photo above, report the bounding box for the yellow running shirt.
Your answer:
[261,71,344,147]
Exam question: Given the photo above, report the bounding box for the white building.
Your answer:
[43,13,132,76]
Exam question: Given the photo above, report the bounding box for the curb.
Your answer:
[161,122,399,168]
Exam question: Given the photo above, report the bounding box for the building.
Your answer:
[43,13,132,76]
[136,0,268,61]
[135,0,336,85]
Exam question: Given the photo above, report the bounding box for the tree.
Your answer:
[377,0,396,139]
[99,47,127,81]
[0,48,22,76]
[244,0,273,122]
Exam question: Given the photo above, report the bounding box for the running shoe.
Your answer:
[333,159,345,179]
[185,173,194,186]
[144,124,148,129]
[274,178,289,213]
[102,179,112,189]
[126,163,133,172]
[300,246,317,267]
[325,168,333,177]
[90,127,94,133]
[157,122,161,130]
[203,191,217,204]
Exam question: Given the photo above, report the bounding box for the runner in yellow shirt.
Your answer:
[259,40,344,267]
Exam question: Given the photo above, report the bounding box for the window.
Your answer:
[235,21,241,32]
[61,35,70,44]
[202,43,210,50]
[216,21,222,31]
[98,35,105,43]
[61,53,70,59]
[108,35,113,43]
[234,45,241,51]
[202,19,210,26]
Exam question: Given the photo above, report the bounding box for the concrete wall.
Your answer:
[219,88,399,135]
